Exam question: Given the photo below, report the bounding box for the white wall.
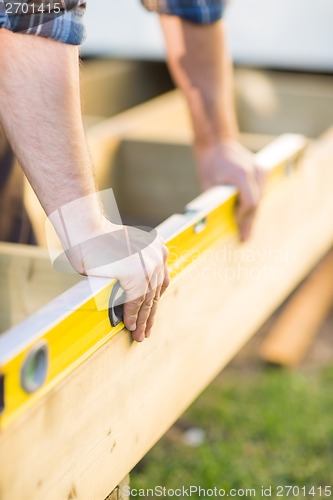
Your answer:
[82,0,333,71]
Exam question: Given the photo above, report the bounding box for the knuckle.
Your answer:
[124,304,142,317]
[247,199,258,212]
[126,312,138,322]
[238,169,251,183]
[142,299,154,311]
[241,203,256,217]
[127,297,145,310]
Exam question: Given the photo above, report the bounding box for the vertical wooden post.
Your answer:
[105,475,130,500]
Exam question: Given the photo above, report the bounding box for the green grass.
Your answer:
[131,365,333,499]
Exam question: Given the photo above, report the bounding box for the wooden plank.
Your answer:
[86,91,191,190]
[260,247,333,366]
[1,130,333,500]
[236,70,333,138]
[112,133,281,227]
[80,59,172,119]
[114,140,199,226]
[0,243,80,333]
[104,476,130,500]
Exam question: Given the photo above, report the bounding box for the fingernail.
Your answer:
[129,323,136,331]
[139,333,145,342]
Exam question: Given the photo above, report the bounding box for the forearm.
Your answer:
[161,16,263,241]
[160,16,238,147]
[0,30,101,226]
[0,30,170,341]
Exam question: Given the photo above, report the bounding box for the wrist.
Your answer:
[48,194,111,251]
[194,132,238,148]
[194,137,240,155]
[189,100,239,149]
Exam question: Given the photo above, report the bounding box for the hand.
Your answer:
[195,141,265,241]
[51,216,170,342]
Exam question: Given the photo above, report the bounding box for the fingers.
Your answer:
[128,288,156,342]
[134,284,161,341]
[159,243,170,297]
[195,141,266,243]
[129,268,163,342]
[254,164,266,193]
[145,260,170,338]
[123,239,170,342]
[236,179,258,241]
[123,291,147,338]
[144,284,162,338]
[237,210,256,242]
[236,164,264,241]
[160,262,170,296]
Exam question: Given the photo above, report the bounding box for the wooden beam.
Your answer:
[1,130,333,500]
[80,59,172,119]
[112,132,278,227]
[260,247,333,366]
[0,243,80,333]
[104,476,130,500]
[236,69,333,138]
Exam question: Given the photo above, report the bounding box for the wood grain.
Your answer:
[0,243,80,333]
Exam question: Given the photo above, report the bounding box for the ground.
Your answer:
[131,307,333,499]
